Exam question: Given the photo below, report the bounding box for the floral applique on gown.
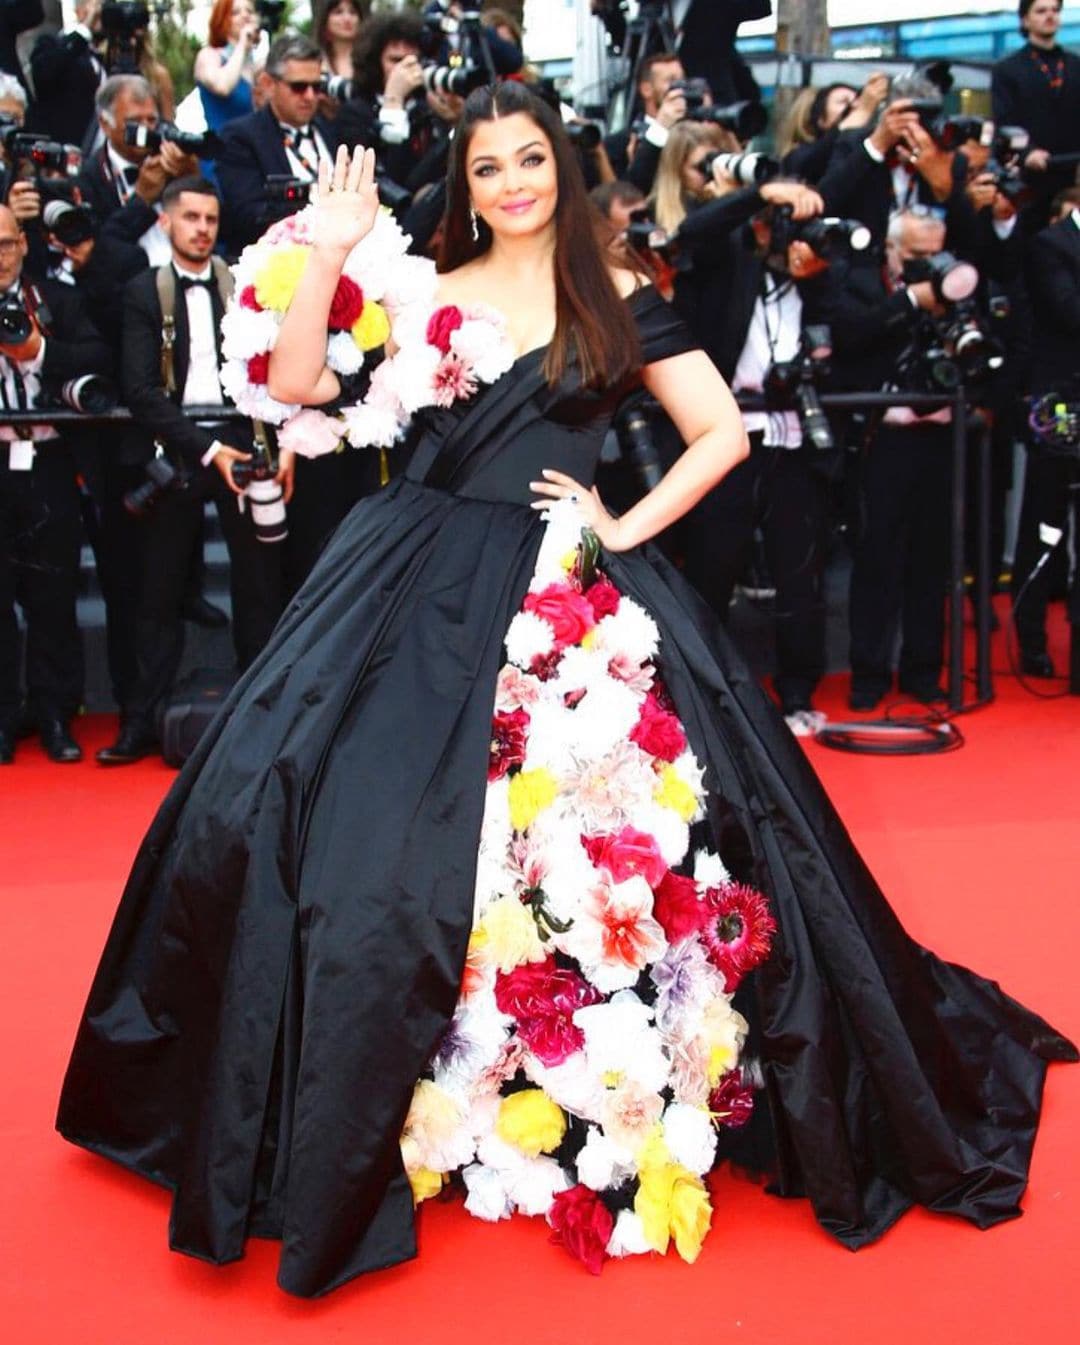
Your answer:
[57,287,1077,1296]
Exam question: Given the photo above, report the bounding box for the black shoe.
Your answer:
[181,595,228,629]
[39,716,82,763]
[849,685,886,712]
[898,680,948,705]
[96,722,157,765]
[0,727,14,764]
[1020,651,1055,678]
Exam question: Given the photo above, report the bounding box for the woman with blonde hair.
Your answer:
[648,119,728,235]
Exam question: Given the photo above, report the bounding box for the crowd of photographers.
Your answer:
[0,0,1077,765]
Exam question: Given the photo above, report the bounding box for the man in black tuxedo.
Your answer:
[1010,201,1080,674]
[992,1,1080,224]
[676,1,770,107]
[216,33,342,256]
[603,50,686,184]
[0,203,114,765]
[0,0,41,94]
[97,177,288,765]
[30,0,108,148]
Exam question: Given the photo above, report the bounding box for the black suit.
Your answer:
[992,43,1080,158]
[115,266,284,730]
[677,1,769,106]
[0,0,42,90]
[216,107,341,255]
[29,29,104,146]
[1012,213,1080,657]
[77,147,160,253]
[0,275,113,731]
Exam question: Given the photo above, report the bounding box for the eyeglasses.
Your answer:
[277,78,323,94]
[0,239,22,256]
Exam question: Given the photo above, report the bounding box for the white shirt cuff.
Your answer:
[903,288,919,309]
[992,213,1018,240]
[644,121,670,150]
[71,23,93,42]
[16,340,46,375]
[378,105,410,145]
[201,439,225,467]
[863,137,886,164]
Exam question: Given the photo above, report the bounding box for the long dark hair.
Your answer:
[438,82,641,390]
[352,10,424,97]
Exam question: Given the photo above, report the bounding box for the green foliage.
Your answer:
[153,0,201,103]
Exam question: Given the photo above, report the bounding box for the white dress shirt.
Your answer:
[0,285,55,448]
[106,143,172,266]
[277,119,333,183]
[732,272,804,449]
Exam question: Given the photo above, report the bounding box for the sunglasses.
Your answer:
[278,78,324,94]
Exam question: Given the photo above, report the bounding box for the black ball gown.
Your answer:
[57,288,1076,1296]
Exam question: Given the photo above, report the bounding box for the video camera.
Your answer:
[124,120,221,160]
[770,206,872,261]
[1029,383,1080,459]
[101,1,148,75]
[763,325,836,452]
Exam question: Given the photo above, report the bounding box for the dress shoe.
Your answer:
[898,680,949,705]
[848,685,886,712]
[96,722,157,765]
[181,595,228,629]
[1020,651,1055,678]
[39,716,82,763]
[0,727,14,764]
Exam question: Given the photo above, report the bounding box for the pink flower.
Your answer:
[426,304,464,353]
[548,1185,614,1275]
[247,352,270,385]
[432,352,479,407]
[698,884,777,990]
[582,825,667,889]
[602,1079,665,1151]
[495,665,542,712]
[709,1069,756,1129]
[607,652,655,696]
[328,274,365,330]
[239,284,261,311]
[578,879,666,982]
[489,708,529,780]
[495,957,602,1067]
[652,870,704,944]
[278,408,346,459]
[630,691,687,762]
[523,583,596,650]
[584,577,621,620]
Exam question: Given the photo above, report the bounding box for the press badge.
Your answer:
[8,439,35,471]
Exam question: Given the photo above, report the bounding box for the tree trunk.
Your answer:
[774,0,832,135]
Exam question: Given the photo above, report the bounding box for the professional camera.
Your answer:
[265,175,312,207]
[614,397,664,492]
[1,122,82,183]
[933,115,994,153]
[624,207,675,263]
[422,60,489,99]
[42,199,98,247]
[232,438,287,544]
[255,0,286,36]
[700,149,777,186]
[985,125,1032,205]
[0,295,33,346]
[566,121,602,152]
[123,453,189,517]
[124,120,221,159]
[901,250,979,304]
[420,1,507,96]
[101,1,149,74]
[668,77,710,118]
[770,206,872,261]
[48,374,118,413]
[699,100,768,141]
[763,325,836,452]
[322,74,354,102]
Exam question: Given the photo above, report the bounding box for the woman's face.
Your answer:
[820,85,856,130]
[466,112,559,242]
[681,145,712,198]
[228,0,255,43]
[325,1,360,44]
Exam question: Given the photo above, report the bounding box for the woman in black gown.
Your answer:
[57,83,1076,1298]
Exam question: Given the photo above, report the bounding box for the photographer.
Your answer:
[809,207,969,708]
[216,33,341,255]
[29,0,108,149]
[604,50,686,183]
[97,177,287,765]
[79,75,199,265]
[0,202,114,765]
[778,74,889,184]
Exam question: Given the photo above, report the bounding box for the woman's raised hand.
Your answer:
[311,145,380,257]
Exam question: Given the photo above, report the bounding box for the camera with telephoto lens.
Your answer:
[614,397,664,492]
[124,120,221,159]
[895,255,1006,394]
[699,149,777,187]
[901,250,980,304]
[770,205,872,261]
[42,374,118,414]
[0,296,33,346]
[265,174,312,207]
[123,452,189,517]
[420,2,503,98]
[763,326,836,452]
[42,198,98,247]
[255,0,286,36]
[322,74,354,102]
[422,59,489,99]
[985,125,1032,206]
[699,100,768,141]
[668,77,710,118]
[231,439,287,544]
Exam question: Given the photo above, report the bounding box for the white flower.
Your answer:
[462,1163,513,1222]
[378,253,439,312]
[506,1156,570,1216]
[341,209,412,297]
[564,676,642,764]
[575,1129,635,1192]
[530,497,585,590]
[380,342,441,415]
[522,1051,606,1124]
[478,773,511,856]
[573,992,671,1093]
[561,875,667,995]
[220,306,278,359]
[548,644,612,700]
[662,1102,718,1177]
[628,799,689,868]
[694,849,732,889]
[340,399,402,450]
[278,408,346,460]
[504,610,556,669]
[220,359,297,423]
[592,599,660,666]
[607,1210,653,1258]
[451,315,515,383]
[431,999,511,1100]
[325,330,366,377]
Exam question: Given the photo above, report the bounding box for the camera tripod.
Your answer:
[604,0,678,134]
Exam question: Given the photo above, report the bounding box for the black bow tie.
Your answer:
[121,164,139,185]
[284,126,315,148]
[178,274,214,292]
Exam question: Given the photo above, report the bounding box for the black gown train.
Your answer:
[57,289,1077,1296]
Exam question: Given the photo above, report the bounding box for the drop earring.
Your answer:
[469,204,479,242]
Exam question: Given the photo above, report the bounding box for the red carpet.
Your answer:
[2,625,1078,1345]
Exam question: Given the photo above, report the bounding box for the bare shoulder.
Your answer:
[608,265,650,300]
[433,260,484,307]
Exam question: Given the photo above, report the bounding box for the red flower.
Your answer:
[522,583,596,650]
[582,825,667,889]
[239,284,262,311]
[495,957,602,1066]
[699,883,776,990]
[426,304,464,353]
[247,352,270,385]
[328,274,365,331]
[584,576,621,620]
[630,690,687,762]
[709,1069,756,1129]
[653,870,704,943]
[489,707,529,781]
[548,1185,614,1275]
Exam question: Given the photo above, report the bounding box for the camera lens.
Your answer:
[245,478,288,544]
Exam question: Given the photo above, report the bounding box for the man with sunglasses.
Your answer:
[216,33,345,256]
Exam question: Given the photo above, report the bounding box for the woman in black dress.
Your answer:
[57,82,1076,1298]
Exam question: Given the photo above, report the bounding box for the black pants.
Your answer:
[125,465,284,730]
[1011,443,1077,658]
[0,440,83,730]
[681,433,829,709]
[849,421,952,696]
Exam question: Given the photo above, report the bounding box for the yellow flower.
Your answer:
[708,1043,737,1084]
[634,1161,711,1261]
[508,767,558,831]
[654,763,698,822]
[408,1166,444,1205]
[635,1124,672,1172]
[560,548,578,572]
[352,300,391,351]
[253,245,310,311]
[479,895,545,972]
[634,1161,676,1254]
[495,1089,567,1158]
